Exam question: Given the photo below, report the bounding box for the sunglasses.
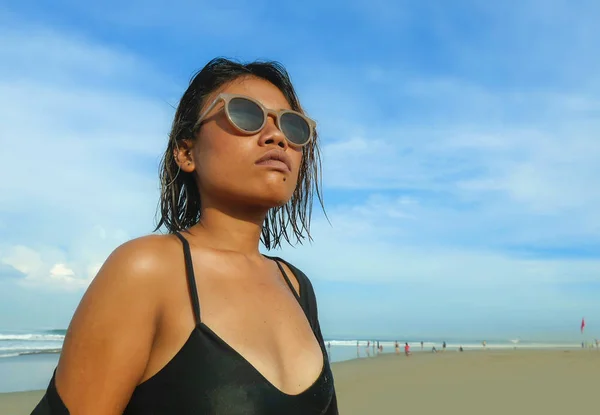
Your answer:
[193,93,315,147]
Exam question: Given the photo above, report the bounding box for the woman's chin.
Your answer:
[248,190,294,209]
[244,182,295,207]
[262,194,293,208]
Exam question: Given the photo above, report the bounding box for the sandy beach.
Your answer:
[334,349,599,414]
[0,390,44,415]
[1,349,598,414]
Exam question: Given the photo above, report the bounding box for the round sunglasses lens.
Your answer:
[280,112,310,145]
[228,97,264,132]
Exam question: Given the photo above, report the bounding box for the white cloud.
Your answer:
[1,245,81,289]
[0,225,130,290]
[1,246,44,276]
[0,23,172,224]
[50,264,75,277]
[312,66,600,252]
[0,23,172,290]
[281,212,600,286]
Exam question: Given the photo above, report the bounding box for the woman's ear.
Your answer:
[173,139,196,173]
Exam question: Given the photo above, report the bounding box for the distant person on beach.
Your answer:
[395,341,400,355]
[32,58,338,414]
[421,341,424,350]
[443,341,447,352]
[404,342,411,356]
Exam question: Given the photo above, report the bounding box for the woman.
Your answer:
[32,58,338,414]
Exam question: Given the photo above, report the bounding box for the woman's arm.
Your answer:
[51,237,167,415]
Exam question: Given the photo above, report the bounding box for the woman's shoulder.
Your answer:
[104,233,183,275]
[84,233,187,299]
[112,232,180,254]
[52,234,183,413]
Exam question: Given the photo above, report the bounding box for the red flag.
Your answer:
[581,317,586,333]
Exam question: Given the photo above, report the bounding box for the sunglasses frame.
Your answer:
[193,93,316,147]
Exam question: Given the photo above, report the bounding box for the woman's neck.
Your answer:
[191,205,267,258]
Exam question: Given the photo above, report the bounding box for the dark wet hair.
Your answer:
[155,57,324,250]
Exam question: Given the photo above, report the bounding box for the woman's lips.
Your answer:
[255,159,291,172]
[255,149,292,172]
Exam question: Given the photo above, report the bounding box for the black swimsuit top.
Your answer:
[32,233,338,414]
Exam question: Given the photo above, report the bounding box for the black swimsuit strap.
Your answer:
[272,260,307,316]
[174,232,202,325]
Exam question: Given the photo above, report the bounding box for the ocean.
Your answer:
[0,329,587,393]
[0,329,65,393]
[0,329,65,359]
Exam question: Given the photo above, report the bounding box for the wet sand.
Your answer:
[0,390,44,415]
[1,349,598,414]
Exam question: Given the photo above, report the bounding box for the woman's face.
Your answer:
[181,76,304,211]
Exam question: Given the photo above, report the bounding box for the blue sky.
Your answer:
[1,0,599,341]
